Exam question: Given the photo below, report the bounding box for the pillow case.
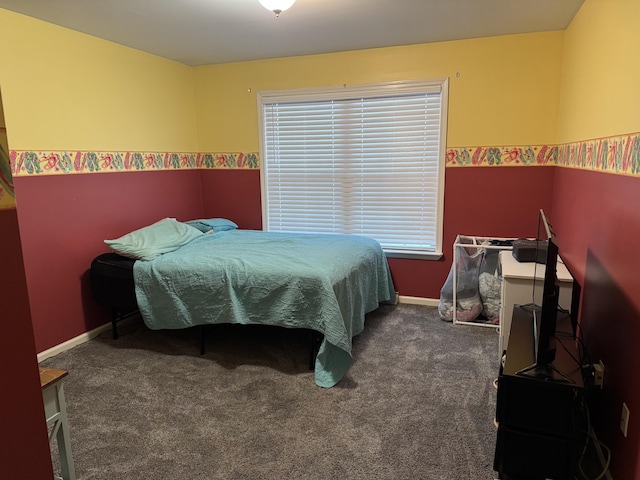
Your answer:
[185,218,238,233]
[104,218,203,261]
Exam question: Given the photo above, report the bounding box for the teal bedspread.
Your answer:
[133,230,395,387]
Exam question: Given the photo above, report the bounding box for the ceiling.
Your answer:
[0,0,584,66]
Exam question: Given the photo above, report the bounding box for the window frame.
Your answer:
[257,78,448,260]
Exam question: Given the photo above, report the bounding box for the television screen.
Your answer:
[517,210,572,382]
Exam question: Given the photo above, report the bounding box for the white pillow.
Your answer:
[104,218,203,261]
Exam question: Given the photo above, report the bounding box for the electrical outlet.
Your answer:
[594,360,605,388]
[621,402,630,438]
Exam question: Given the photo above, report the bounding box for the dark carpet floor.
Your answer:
[42,303,500,480]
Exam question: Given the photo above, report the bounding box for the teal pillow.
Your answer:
[185,218,238,233]
[104,218,203,261]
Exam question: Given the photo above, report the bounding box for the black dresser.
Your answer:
[493,306,586,480]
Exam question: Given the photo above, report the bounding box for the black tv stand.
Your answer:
[493,305,585,479]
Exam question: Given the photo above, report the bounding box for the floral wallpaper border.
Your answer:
[447,132,640,177]
[9,151,260,176]
[8,132,640,178]
[446,145,558,167]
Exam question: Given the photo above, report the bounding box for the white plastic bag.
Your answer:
[438,235,484,322]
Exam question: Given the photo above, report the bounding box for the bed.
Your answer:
[91,219,395,387]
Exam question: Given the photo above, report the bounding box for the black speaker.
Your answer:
[512,239,547,263]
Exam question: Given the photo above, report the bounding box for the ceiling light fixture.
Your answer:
[259,0,296,17]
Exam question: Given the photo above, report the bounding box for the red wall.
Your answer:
[409,165,556,298]
[14,170,205,352]
[0,208,54,478]
[200,169,263,230]
[551,167,640,479]
[11,161,639,476]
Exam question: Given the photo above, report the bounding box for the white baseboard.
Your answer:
[398,295,439,306]
[37,322,112,363]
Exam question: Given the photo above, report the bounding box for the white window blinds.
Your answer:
[259,79,448,256]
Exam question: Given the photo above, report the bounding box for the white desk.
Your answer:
[498,251,573,359]
[40,367,76,480]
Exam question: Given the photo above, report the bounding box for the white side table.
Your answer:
[40,367,76,480]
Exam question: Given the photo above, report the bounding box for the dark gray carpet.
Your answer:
[42,304,500,479]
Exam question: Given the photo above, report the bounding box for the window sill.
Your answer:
[384,249,443,260]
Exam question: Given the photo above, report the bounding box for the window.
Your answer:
[258,79,448,258]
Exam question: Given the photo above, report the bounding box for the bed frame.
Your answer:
[90,252,322,365]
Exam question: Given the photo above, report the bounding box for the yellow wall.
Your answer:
[6,1,640,162]
[0,9,198,153]
[194,32,564,152]
[558,0,640,142]
[0,7,566,161]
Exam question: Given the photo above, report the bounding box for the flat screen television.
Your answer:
[516,209,572,382]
